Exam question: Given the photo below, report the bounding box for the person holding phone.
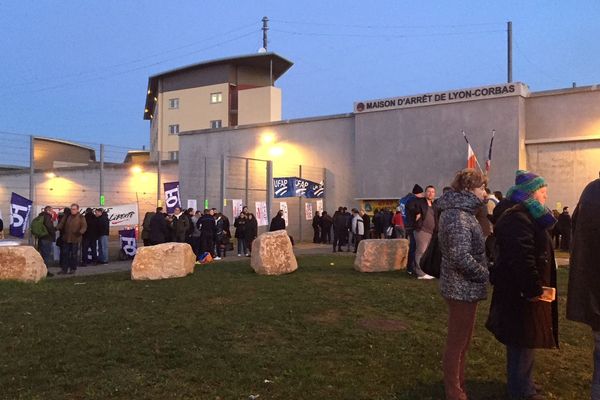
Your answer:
[486,170,558,400]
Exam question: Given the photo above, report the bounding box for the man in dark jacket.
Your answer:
[312,211,321,243]
[320,211,333,244]
[149,207,168,245]
[269,210,286,232]
[141,211,155,247]
[96,208,110,264]
[37,206,56,266]
[82,208,99,265]
[332,207,347,252]
[199,209,216,258]
[403,184,425,275]
[170,207,189,243]
[56,204,87,274]
[567,177,600,399]
[557,206,572,250]
[359,209,371,238]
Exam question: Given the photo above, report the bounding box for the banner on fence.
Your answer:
[316,200,324,213]
[305,202,313,221]
[232,199,244,217]
[119,228,137,258]
[255,201,268,227]
[10,192,32,238]
[164,181,181,214]
[279,202,289,227]
[273,177,325,198]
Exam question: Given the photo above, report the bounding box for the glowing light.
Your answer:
[45,172,56,179]
[144,108,149,113]
[131,165,143,174]
[269,146,284,157]
[147,89,151,95]
[261,132,275,144]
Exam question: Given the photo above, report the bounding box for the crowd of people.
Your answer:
[30,204,110,276]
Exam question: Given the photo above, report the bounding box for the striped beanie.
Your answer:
[507,170,556,229]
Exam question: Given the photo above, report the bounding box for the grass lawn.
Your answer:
[0,255,591,400]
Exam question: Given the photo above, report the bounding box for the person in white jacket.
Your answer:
[351,208,364,253]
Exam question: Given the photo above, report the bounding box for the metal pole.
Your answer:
[29,135,35,245]
[99,144,104,205]
[220,155,226,212]
[245,158,249,206]
[262,16,269,50]
[204,156,208,208]
[322,167,327,213]
[298,165,302,243]
[266,160,273,225]
[507,21,513,83]
[157,150,162,207]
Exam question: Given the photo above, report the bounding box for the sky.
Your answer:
[0,1,599,151]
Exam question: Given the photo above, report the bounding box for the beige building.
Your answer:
[144,53,293,161]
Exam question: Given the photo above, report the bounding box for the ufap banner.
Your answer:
[10,192,33,238]
[255,201,269,227]
[273,177,325,198]
[164,181,181,214]
[119,228,137,258]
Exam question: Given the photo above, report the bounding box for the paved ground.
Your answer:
[48,243,354,279]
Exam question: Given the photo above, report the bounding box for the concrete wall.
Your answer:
[178,115,355,240]
[354,96,524,198]
[0,162,179,235]
[238,86,281,126]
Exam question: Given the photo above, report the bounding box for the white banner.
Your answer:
[305,202,313,221]
[316,199,324,213]
[187,199,197,211]
[232,199,244,218]
[78,204,139,227]
[255,201,268,227]
[279,202,288,227]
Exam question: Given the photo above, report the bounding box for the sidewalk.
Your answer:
[48,242,353,279]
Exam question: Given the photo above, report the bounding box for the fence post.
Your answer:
[266,160,272,225]
[157,150,162,207]
[220,155,226,212]
[99,144,104,206]
[28,135,34,245]
[298,164,302,243]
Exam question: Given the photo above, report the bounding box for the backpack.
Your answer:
[31,215,49,238]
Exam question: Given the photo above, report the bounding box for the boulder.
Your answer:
[0,246,47,283]
[354,239,409,273]
[131,242,196,280]
[250,230,298,275]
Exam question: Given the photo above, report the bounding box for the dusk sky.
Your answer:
[1,1,599,150]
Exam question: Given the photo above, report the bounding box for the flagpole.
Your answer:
[462,130,484,174]
[485,129,496,176]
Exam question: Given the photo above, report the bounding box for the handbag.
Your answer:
[419,233,442,278]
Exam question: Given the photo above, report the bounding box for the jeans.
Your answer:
[38,239,54,266]
[413,230,432,277]
[506,346,536,398]
[98,235,109,263]
[63,242,80,272]
[407,229,416,274]
[593,331,600,400]
[353,234,363,253]
[237,238,247,255]
[443,299,478,400]
[82,237,97,264]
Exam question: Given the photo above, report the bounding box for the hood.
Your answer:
[435,190,482,214]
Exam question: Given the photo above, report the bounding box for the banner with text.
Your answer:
[164,181,181,214]
[232,199,244,217]
[273,177,325,199]
[9,192,32,238]
[255,201,268,227]
[305,203,313,221]
[119,228,137,258]
[279,202,289,227]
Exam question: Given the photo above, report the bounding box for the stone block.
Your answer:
[0,246,47,283]
[131,242,196,280]
[354,239,409,272]
[250,230,298,275]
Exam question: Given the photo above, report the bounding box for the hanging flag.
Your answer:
[485,130,495,174]
[9,192,33,239]
[163,181,181,214]
[119,228,137,258]
[467,143,478,169]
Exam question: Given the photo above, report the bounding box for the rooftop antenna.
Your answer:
[261,16,269,52]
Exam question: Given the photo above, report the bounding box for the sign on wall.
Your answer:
[305,203,313,221]
[316,200,324,214]
[279,202,289,227]
[232,199,244,217]
[255,201,268,227]
[354,83,528,113]
[163,181,181,214]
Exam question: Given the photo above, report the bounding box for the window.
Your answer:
[210,92,222,104]
[169,151,179,161]
[210,120,222,129]
[168,124,179,135]
[168,98,179,109]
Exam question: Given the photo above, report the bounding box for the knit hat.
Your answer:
[412,184,424,194]
[507,170,555,229]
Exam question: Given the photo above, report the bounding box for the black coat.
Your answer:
[269,216,286,232]
[98,213,110,236]
[83,212,99,240]
[234,217,247,238]
[567,179,600,330]
[198,215,216,238]
[320,214,333,231]
[332,212,347,234]
[486,204,558,349]
[149,213,169,244]
[362,213,371,233]
[557,212,571,234]
[312,215,321,230]
[245,218,258,241]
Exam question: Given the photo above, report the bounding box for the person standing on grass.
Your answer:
[96,208,110,264]
[320,210,333,244]
[436,168,489,400]
[234,212,247,256]
[190,210,203,258]
[35,206,56,267]
[269,210,286,232]
[557,206,572,251]
[170,207,189,243]
[351,208,364,253]
[214,212,229,259]
[149,207,168,245]
[141,210,155,247]
[81,208,99,266]
[486,170,558,400]
[392,209,405,239]
[199,209,217,259]
[413,185,437,280]
[360,209,371,239]
[245,213,258,256]
[56,203,87,275]
[332,207,347,252]
[402,184,425,275]
[567,176,600,400]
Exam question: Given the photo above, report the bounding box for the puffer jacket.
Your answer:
[437,190,488,302]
